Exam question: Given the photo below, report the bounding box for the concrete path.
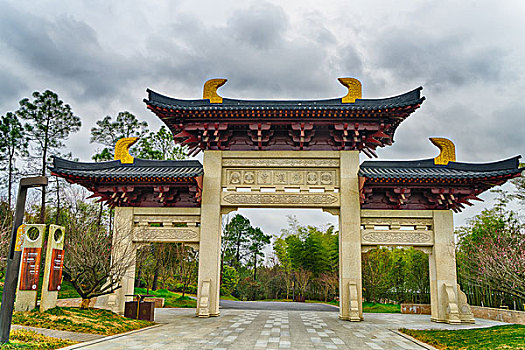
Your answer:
[220,299,339,312]
[63,309,508,350]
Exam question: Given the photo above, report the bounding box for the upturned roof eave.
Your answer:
[143,87,425,110]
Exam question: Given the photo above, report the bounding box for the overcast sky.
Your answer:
[1,0,523,232]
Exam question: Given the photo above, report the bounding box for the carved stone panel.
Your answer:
[223,169,338,187]
[361,230,433,246]
[221,192,340,207]
[133,227,200,243]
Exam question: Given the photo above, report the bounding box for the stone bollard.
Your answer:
[14,224,45,312]
[40,225,66,312]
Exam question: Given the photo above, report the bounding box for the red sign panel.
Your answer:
[48,249,65,291]
[19,248,42,291]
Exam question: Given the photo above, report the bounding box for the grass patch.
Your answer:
[12,307,153,335]
[0,329,76,349]
[220,294,239,301]
[362,301,400,313]
[401,325,525,350]
[57,280,81,299]
[134,288,196,308]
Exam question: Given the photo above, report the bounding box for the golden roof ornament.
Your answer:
[338,77,362,103]
[430,137,456,165]
[114,137,138,164]
[203,78,227,103]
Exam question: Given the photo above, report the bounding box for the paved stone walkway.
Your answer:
[64,309,507,349]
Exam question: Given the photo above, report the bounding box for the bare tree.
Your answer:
[61,192,137,308]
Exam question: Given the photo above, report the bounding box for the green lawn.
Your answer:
[134,288,196,308]
[57,280,81,299]
[362,301,401,313]
[12,307,153,335]
[0,329,76,349]
[401,325,525,350]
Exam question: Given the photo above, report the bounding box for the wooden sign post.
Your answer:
[14,224,45,312]
[40,225,66,312]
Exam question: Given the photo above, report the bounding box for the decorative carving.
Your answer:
[348,281,361,321]
[338,77,362,103]
[203,78,227,103]
[457,284,475,323]
[134,228,199,242]
[430,137,456,165]
[114,137,138,164]
[274,171,287,185]
[230,171,241,184]
[223,193,338,205]
[222,159,339,167]
[443,283,461,324]
[244,171,255,184]
[224,169,337,187]
[362,231,432,244]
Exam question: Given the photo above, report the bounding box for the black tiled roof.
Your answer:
[359,156,522,180]
[144,87,425,111]
[50,157,203,180]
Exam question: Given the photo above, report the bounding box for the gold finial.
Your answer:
[203,78,227,103]
[114,137,138,164]
[338,77,362,103]
[430,137,456,165]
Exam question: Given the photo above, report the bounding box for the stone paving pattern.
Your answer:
[68,309,507,350]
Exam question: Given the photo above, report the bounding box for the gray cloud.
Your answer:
[0,68,27,108]
[0,0,523,230]
[0,4,141,102]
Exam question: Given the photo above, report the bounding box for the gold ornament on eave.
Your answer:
[114,137,138,164]
[430,137,456,165]
[203,78,227,103]
[338,77,362,103]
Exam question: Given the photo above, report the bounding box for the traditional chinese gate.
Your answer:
[51,77,522,324]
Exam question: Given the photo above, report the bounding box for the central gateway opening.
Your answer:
[222,208,338,304]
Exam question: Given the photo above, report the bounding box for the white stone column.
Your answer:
[338,151,362,321]
[113,206,136,314]
[197,150,223,317]
[429,210,460,323]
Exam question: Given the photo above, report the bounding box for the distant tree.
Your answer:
[457,208,525,300]
[362,248,394,302]
[273,237,293,299]
[222,214,252,268]
[17,90,81,223]
[221,265,239,295]
[0,112,28,207]
[135,126,186,160]
[90,111,148,161]
[0,201,13,279]
[247,227,271,280]
[176,244,198,297]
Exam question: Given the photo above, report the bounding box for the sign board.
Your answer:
[48,249,64,291]
[19,248,42,291]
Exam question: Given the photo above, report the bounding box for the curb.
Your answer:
[59,324,164,349]
[391,329,440,350]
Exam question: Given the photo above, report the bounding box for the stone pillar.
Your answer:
[40,225,65,312]
[429,210,461,323]
[112,207,136,314]
[197,150,223,317]
[338,151,362,321]
[14,224,45,312]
